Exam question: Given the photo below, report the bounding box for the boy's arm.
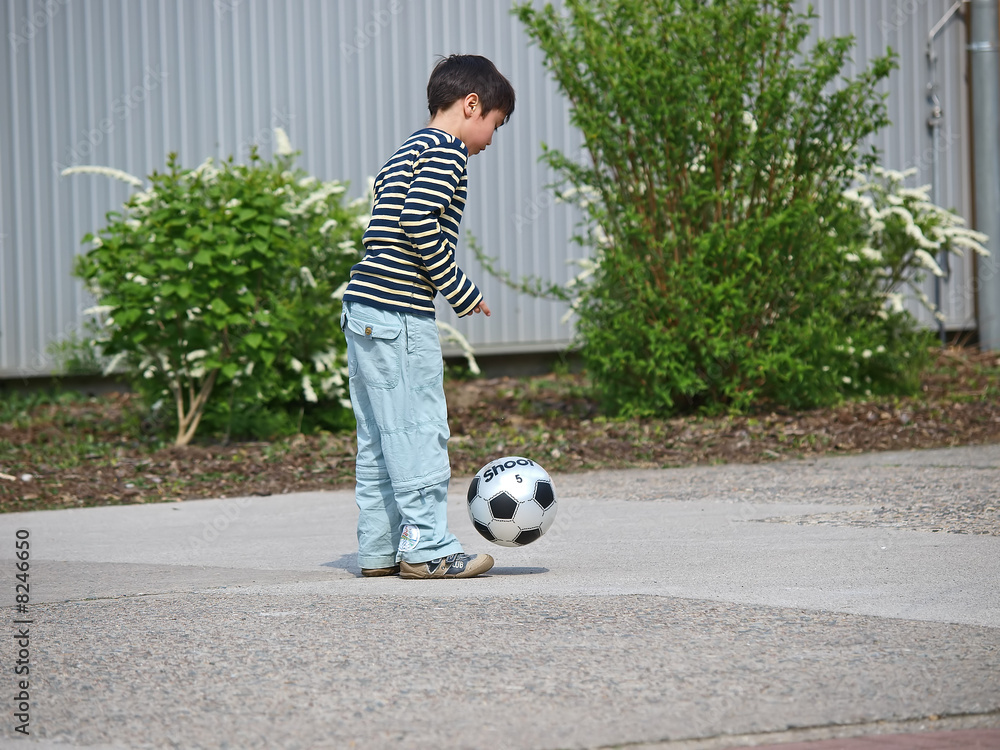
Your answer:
[399,145,484,317]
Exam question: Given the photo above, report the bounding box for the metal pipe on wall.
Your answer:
[969,0,1000,349]
[927,1,966,346]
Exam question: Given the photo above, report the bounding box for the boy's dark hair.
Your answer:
[427,54,515,124]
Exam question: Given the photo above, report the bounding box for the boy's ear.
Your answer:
[464,93,480,117]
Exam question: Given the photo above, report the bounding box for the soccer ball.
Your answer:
[466,456,557,547]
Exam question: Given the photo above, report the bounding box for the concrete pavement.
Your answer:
[0,444,998,749]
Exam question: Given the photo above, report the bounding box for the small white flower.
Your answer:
[331,281,348,300]
[190,157,219,183]
[950,234,990,257]
[312,349,338,373]
[290,357,303,373]
[102,351,128,376]
[83,305,116,316]
[914,249,946,277]
[302,376,318,403]
[275,127,294,156]
[186,350,208,362]
[898,186,932,201]
[862,349,872,359]
[62,165,144,188]
[436,320,480,375]
[948,226,989,242]
[300,266,317,289]
[842,376,852,384]
[906,223,940,250]
[288,182,347,216]
[319,219,339,235]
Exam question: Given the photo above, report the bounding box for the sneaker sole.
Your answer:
[361,566,400,577]
[399,554,494,579]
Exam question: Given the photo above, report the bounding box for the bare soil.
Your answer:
[2,347,999,513]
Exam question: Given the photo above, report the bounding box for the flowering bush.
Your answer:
[841,166,990,322]
[514,0,935,416]
[69,134,368,444]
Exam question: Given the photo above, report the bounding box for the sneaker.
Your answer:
[361,565,400,577]
[399,553,494,579]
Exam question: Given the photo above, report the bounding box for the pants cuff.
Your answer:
[358,554,399,569]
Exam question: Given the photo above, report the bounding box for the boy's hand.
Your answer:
[474,301,491,317]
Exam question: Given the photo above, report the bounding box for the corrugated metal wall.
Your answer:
[806,0,977,330]
[0,0,978,378]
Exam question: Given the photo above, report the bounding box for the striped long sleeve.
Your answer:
[344,128,483,318]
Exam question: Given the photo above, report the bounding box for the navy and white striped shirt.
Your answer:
[344,128,483,318]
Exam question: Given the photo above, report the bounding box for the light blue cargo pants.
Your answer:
[341,301,464,568]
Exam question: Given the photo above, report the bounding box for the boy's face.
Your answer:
[464,108,507,156]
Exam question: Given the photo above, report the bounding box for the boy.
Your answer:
[340,55,515,579]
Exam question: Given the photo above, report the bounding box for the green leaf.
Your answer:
[210,297,232,316]
[243,332,263,349]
